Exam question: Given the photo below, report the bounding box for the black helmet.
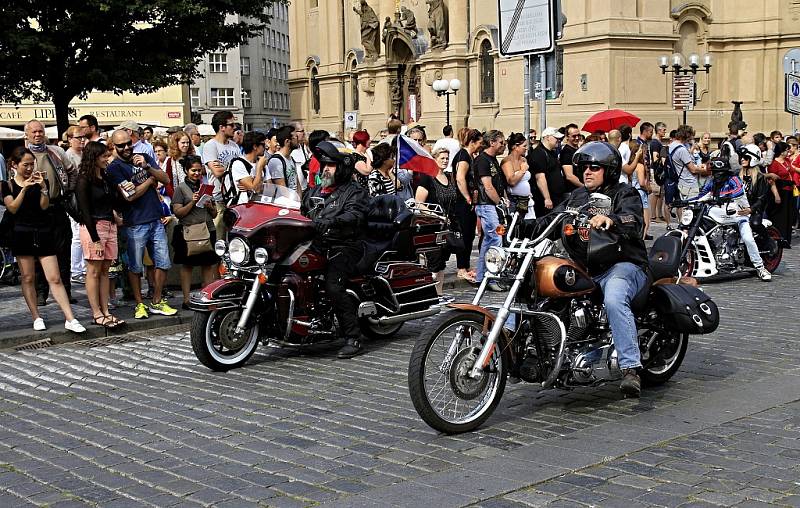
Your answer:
[572,141,622,186]
[313,140,355,185]
[314,141,344,165]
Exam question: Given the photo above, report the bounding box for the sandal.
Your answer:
[92,315,110,327]
[457,270,476,283]
[104,315,125,328]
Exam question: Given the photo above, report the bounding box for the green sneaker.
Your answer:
[134,303,149,320]
[149,300,178,316]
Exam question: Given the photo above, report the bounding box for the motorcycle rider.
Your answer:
[531,142,649,397]
[688,152,772,281]
[300,141,370,358]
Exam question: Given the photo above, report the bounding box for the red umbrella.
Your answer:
[582,109,641,133]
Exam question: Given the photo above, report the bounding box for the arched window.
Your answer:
[310,67,320,114]
[480,39,495,103]
[350,60,359,111]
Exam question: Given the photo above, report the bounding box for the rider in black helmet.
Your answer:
[531,141,648,397]
[301,141,370,358]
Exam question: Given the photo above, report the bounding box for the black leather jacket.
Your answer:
[301,180,369,244]
[533,183,648,274]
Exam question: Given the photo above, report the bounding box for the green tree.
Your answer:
[0,0,282,137]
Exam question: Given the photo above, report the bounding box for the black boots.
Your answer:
[337,337,364,359]
[620,368,641,398]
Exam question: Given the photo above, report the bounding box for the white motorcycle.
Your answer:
[667,197,782,279]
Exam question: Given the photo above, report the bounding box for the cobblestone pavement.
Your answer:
[0,225,798,507]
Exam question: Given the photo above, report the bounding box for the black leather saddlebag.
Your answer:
[651,283,719,334]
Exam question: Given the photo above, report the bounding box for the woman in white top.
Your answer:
[164,130,195,199]
[501,133,532,216]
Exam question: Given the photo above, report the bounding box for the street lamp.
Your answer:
[432,78,461,128]
[658,52,713,124]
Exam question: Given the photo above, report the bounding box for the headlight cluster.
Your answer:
[485,246,508,274]
[216,238,269,267]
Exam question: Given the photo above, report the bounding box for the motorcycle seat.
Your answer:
[648,235,682,281]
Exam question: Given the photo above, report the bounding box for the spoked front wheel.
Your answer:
[191,310,260,371]
[408,311,508,434]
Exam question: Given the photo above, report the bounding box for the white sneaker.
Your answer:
[65,319,86,333]
[33,318,46,331]
[757,267,772,281]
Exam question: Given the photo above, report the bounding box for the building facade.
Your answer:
[0,86,188,131]
[192,6,291,131]
[289,0,800,138]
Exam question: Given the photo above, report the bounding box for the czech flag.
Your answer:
[397,135,440,177]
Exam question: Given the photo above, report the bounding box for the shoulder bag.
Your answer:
[183,222,212,256]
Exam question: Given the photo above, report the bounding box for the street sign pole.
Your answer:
[793,60,797,135]
[523,55,531,152]
[539,53,547,134]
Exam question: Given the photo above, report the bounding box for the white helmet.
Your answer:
[738,143,761,167]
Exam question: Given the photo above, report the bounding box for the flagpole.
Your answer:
[394,135,400,195]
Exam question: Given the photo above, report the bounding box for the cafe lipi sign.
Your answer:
[0,104,183,125]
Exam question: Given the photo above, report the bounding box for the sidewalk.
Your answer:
[0,250,479,350]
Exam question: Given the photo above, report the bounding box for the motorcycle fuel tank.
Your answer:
[290,251,327,273]
[534,256,595,298]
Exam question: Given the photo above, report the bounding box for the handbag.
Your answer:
[587,227,624,271]
[183,222,212,256]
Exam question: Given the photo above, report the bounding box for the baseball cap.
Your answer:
[116,120,141,131]
[541,127,564,139]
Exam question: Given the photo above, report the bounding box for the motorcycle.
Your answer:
[190,184,448,371]
[666,197,783,279]
[408,194,719,434]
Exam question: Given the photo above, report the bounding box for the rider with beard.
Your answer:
[301,141,370,358]
[530,142,648,397]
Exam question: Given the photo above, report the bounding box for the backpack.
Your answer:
[220,157,252,206]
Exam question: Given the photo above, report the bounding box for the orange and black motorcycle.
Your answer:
[408,195,720,434]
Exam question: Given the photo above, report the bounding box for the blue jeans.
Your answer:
[475,205,502,283]
[127,220,171,274]
[593,262,647,370]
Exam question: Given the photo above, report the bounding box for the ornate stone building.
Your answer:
[289,0,800,137]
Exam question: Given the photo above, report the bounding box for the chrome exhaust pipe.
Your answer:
[367,306,441,326]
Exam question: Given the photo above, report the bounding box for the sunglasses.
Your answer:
[583,165,604,172]
[114,141,133,149]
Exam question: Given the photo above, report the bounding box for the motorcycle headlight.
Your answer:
[254,247,268,266]
[681,209,694,226]
[214,240,227,257]
[228,238,250,265]
[485,247,508,275]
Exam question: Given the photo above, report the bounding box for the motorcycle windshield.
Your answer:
[254,183,301,209]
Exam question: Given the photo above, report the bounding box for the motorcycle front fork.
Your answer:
[234,276,263,336]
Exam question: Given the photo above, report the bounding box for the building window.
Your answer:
[311,67,321,114]
[210,88,235,107]
[244,123,252,131]
[263,91,269,109]
[311,0,318,8]
[209,53,228,73]
[259,30,265,45]
[261,59,267,77]
[242,89,251,108]
[240,57,250,76]
[480,40,495,103]
[190,88,200,108]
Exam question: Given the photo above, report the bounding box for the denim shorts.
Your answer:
[126,220,171,274]
[638,189,649,208]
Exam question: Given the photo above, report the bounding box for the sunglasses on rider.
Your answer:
[582,165,604,172]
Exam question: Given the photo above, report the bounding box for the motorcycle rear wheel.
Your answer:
[640,330,688,387]
[408,310,508,434]
[762,226,783,273]
[191,310,260,371]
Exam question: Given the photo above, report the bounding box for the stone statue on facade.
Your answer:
[389,78,403,116]
[354,0,381,60]
[426,0,447,47]
[729,100,747,133]
[382,16,393,44]
[400,6,418,37]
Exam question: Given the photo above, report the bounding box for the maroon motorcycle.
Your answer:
[190,184,448,371]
